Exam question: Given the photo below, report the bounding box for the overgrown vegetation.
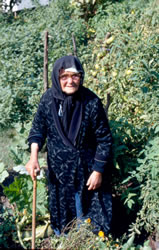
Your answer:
[0,0,159,248]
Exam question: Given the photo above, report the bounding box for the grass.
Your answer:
[25,219,123,249]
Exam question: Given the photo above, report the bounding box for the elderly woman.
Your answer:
[25,55,113,235]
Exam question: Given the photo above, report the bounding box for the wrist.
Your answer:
[93,171,102,176]
[30,157,38,162]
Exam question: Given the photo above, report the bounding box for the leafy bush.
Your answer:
[0,207,16,248]
[2,122,48,216]
[3,172,48,216]
[125,132,159,236]
[83,0,159,181]
[70,0,107,20]
[0,0,88,127]
[82,0,159,240]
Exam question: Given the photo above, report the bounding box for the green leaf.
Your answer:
[122,234,135,250]
[96,241,107,249]
[127,199,135,209]
[0,170,9,183]
[155,125,159,134]
[0,162,5,173]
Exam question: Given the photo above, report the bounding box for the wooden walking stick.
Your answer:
[72,33,77,57]
[43,31,49,92]
[32,173,37,249]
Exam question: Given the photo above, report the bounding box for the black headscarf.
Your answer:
[51,55,85,147]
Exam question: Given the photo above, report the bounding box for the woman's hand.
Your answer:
[25,143,40,181]
[86,171,102,190]
[25,159,40,181]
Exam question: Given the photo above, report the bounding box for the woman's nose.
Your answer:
[67,76,73,84]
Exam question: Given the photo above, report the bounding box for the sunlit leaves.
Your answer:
[0,162,9,183]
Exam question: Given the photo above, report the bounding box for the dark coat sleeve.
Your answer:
[28,94,47,151]
[90,98,112,173]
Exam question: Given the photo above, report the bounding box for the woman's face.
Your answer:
[59,69,81,95]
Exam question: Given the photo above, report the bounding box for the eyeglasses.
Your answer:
[59,73,81,81]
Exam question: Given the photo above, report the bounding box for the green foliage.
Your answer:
[84,0,159,170]
[0,0,88,127]
[2,166,49,248]
[2,123,48,215]
[0,128,16,169]
[122,234,135,250]
[125,135,159,236]
[3,173,48,215]
[0,123,49,248]
[9,123,33,165]
[0,207,16,248]
[82,0,159,240]
[70,0,107,20]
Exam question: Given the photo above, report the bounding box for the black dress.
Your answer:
[28,86,113,235]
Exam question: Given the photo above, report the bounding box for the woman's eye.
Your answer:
[61,76,67,80]
[72,75,80,80]
[60,74,80,81]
